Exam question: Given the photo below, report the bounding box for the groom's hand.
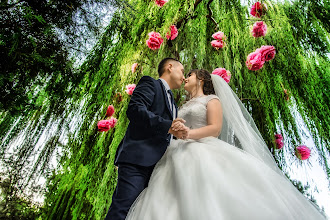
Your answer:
[171,118,186,131]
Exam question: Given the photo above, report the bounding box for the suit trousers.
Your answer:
[105,163,155,220]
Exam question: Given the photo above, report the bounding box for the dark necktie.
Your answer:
[167,89,175,115]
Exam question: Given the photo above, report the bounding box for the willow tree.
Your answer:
[1,0,329,219]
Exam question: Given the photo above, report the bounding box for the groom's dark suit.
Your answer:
[105,76,177,220]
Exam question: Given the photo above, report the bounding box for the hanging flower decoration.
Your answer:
[98,120,111,132]
[246,45,276,71]
[97,117,117,132]
[146,32,163,50]
[211,40,224,50]
[212,68,231,83]
[295,145,311,160]
[274,134,284,149]
[125,84,136,95]
[252,21,267,37]
[256,45,276,61]
[275,134,283,139]
[166,25,178,40]
[132,63,138,73]
[108,117,118,128]
[250,2,267,18]
[106,105,115,117]
[155,0,168,7]
[211,31,226,50]
[212,31,226,40]
[246,51,265,71]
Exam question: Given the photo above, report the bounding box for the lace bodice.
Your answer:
[178,95,220,129]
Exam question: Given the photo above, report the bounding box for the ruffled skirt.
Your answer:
[126,137,325,220]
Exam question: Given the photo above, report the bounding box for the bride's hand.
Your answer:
[169,126,189,140]
[181,127,190,140]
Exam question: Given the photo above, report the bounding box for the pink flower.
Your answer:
[211,40,224,50]
[106,105,115,117]
[211,31,226,50]
[256,45,276,61]
[252,21,267,37]
[125,84,136,95]
[155,0,168,7]
[275,134,283,140]
[245,51,265,71]
[97,120,111,132]
[275,139,284,149]
[212,31,226,41]
[166,25,178,40]
[274,134,284,149]
[97,118,118,132]
[212,68,231,83]
[132,63,138,73]
[146,32,163,50]
[108,117,118,128]
[295,145,311,160]
[250,2,266,18]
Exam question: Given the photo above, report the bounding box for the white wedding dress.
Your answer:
[126,95,326,220]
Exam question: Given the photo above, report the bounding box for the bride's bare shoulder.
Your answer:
[205,94,220,102]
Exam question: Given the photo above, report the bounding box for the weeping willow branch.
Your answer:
[206,0,218,30]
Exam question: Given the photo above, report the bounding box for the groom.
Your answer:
[105,58,189,220]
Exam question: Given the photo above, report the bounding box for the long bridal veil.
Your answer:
[211,74,325,216]
[212,74,282,175]
[211,74,281,174]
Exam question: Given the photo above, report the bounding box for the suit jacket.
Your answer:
[114,76,177,167]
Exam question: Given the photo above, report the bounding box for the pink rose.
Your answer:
[245,51,265,71]
[252,21,267,37]
[211,40,224,50]
[212,68,231,83]
[166,25,178,40]
[275,139,284,149]
[106,105,115,117]
[295,145,311,160]
[125,84,136,95]
[132,63,138,73]
[146,31,163,50]
[155,0,168,7]
[250,2,266,18]
[256,45,276,61]
[275,133,283,140]
[97,120,111,132]
[212,31,226,41]
[108,117,118,128]
[211,31,226,50]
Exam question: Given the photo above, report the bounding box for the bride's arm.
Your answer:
[187,99,223,140]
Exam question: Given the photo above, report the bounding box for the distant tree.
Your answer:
[0,159,41,219]
[0,0,125,114]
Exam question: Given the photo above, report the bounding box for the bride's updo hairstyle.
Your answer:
[189,69,215,95]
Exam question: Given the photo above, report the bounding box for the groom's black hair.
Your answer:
[158,57,181,77]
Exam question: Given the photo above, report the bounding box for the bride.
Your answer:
[125,69,326,220]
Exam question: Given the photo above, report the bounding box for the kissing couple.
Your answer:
[105,58,325,220]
